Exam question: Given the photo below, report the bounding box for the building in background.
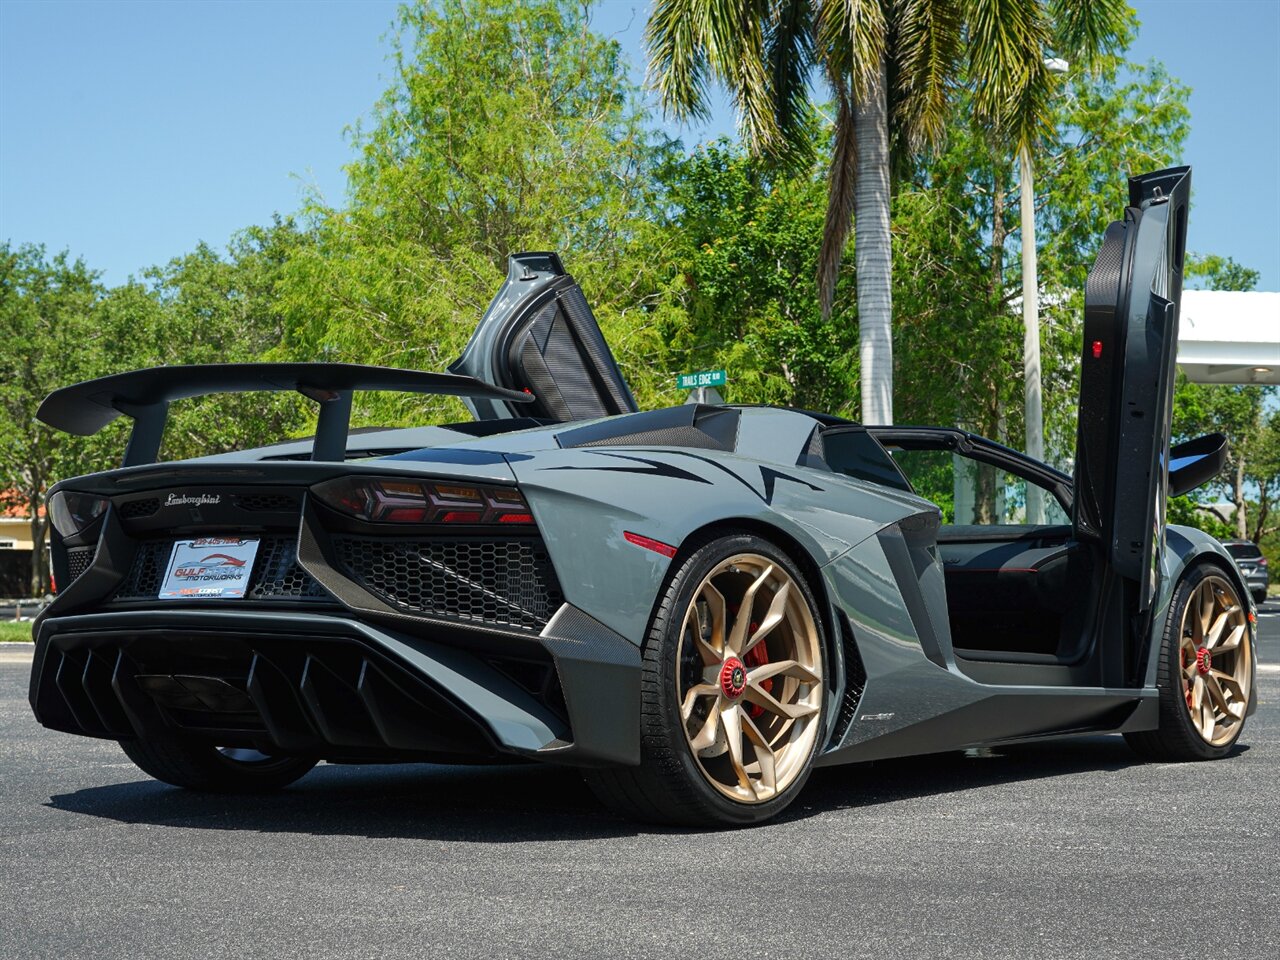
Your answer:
[0,496,43,596]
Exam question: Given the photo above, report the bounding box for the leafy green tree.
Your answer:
[648,139,858,413]
[280,0,673,425]
[0,244,111,594]
[1168,256,1276,550]
[644,0,1129,425]
[139,220,313,460]
[1185,254,1261,293]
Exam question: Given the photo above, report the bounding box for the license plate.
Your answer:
[158,537,260,600]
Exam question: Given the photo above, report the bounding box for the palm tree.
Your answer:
[645,0,1128,425]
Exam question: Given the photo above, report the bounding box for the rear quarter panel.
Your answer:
[510,446,934,645]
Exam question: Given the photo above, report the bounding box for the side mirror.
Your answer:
[1168,432,1228,498]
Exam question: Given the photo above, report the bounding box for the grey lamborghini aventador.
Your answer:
[29,166,1258,825]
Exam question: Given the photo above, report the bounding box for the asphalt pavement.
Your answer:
[2,605,1278,960]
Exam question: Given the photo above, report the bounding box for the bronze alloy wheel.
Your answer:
[675,553,823,803]
[1178,574,1252,747]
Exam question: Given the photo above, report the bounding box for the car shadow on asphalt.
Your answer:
[46,733,1233,840]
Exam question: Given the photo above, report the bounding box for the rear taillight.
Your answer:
[1259,558,1269,568]
[48,491,107,537]
[311,477,536,525]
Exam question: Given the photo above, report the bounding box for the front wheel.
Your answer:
[119,736,318,793]
[1125,566,1254,761]
[587,533,827,826]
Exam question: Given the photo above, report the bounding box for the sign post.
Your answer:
[676,369,727,405]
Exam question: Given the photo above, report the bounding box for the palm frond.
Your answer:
[965,0,1054,150]
[764,0,817,169]
[697,0,778,156]
[817,82,858,319]
[896,0,964,150]
[646,0,713,121]
[1048,0,1132,66]
[816,0,888,105]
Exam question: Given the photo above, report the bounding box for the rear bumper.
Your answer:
[30,604,639,767]
[1242,573,1269,592]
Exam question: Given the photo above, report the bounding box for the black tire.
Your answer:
[119,736,317,793]
[586,532,827,827]
[1252,589,1268,605]
[1124,564,1253,762]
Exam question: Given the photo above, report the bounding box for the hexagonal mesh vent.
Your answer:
[118,498,160,519]
[332,536,563,630]
[112,536,330,603]
[237,493,300,512]
[65,546,95,583]
[247,537,331,600]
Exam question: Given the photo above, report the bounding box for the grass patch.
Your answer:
[0,621,34,643]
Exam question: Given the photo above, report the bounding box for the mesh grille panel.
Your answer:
[118,498,160,519]
[114,542,169,600]
[65,546,95,583]
[247,537,330,600]
[237,493,300,512]
[112,536,329,603]
[332,536,563,630]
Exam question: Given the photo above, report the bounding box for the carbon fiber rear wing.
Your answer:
[36,362,533,466]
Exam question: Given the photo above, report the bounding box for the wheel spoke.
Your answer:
[1205,674,1232,717]
[741,709,777,794]
[689,699,722,752]
[1211,624,1245,654]
[726,564,774,656]
[1199,700,1216,740]
[1206,607,1241,648]
[696,582,728,663]
[741,580,790,657]
[744,681,818,720]
[721,704,752,795]
[680,684,718,721]
[1190,675,1205,711]
[1192,584,1211,643]
[748,659,820,686]
[1210,669,1248,705]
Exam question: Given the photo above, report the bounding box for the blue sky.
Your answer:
[1,0,1277,289]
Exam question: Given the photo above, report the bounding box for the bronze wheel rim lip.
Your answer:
[1179,574,1252,747]
[675,553,823,804]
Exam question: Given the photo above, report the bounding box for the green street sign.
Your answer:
[676,369,727,390]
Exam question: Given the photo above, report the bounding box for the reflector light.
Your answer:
[624,531,678,558]
[1091,340,1103,359]
[441,511,483,523]
[48,491,108,538]
[311,477,535,525]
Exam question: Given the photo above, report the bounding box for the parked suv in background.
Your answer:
[1221,539,1270,603]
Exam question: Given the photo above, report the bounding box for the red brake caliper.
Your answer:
[745,622,771,719]
[1183,643,1194,708]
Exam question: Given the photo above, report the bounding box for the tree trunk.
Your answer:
[991,164,1006,298]
[1019,145,1045,523]
[854,61,893,426]
[27,492,46,597]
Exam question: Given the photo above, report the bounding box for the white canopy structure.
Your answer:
[1178,290,1280,385]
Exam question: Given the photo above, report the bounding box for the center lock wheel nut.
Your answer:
[720,657,747,699]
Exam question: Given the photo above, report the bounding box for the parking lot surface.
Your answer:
[2,603,1278,959]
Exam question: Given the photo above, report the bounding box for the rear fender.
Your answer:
[510,447,930,644]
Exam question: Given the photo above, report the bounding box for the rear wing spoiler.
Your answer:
[36,362,532,466]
